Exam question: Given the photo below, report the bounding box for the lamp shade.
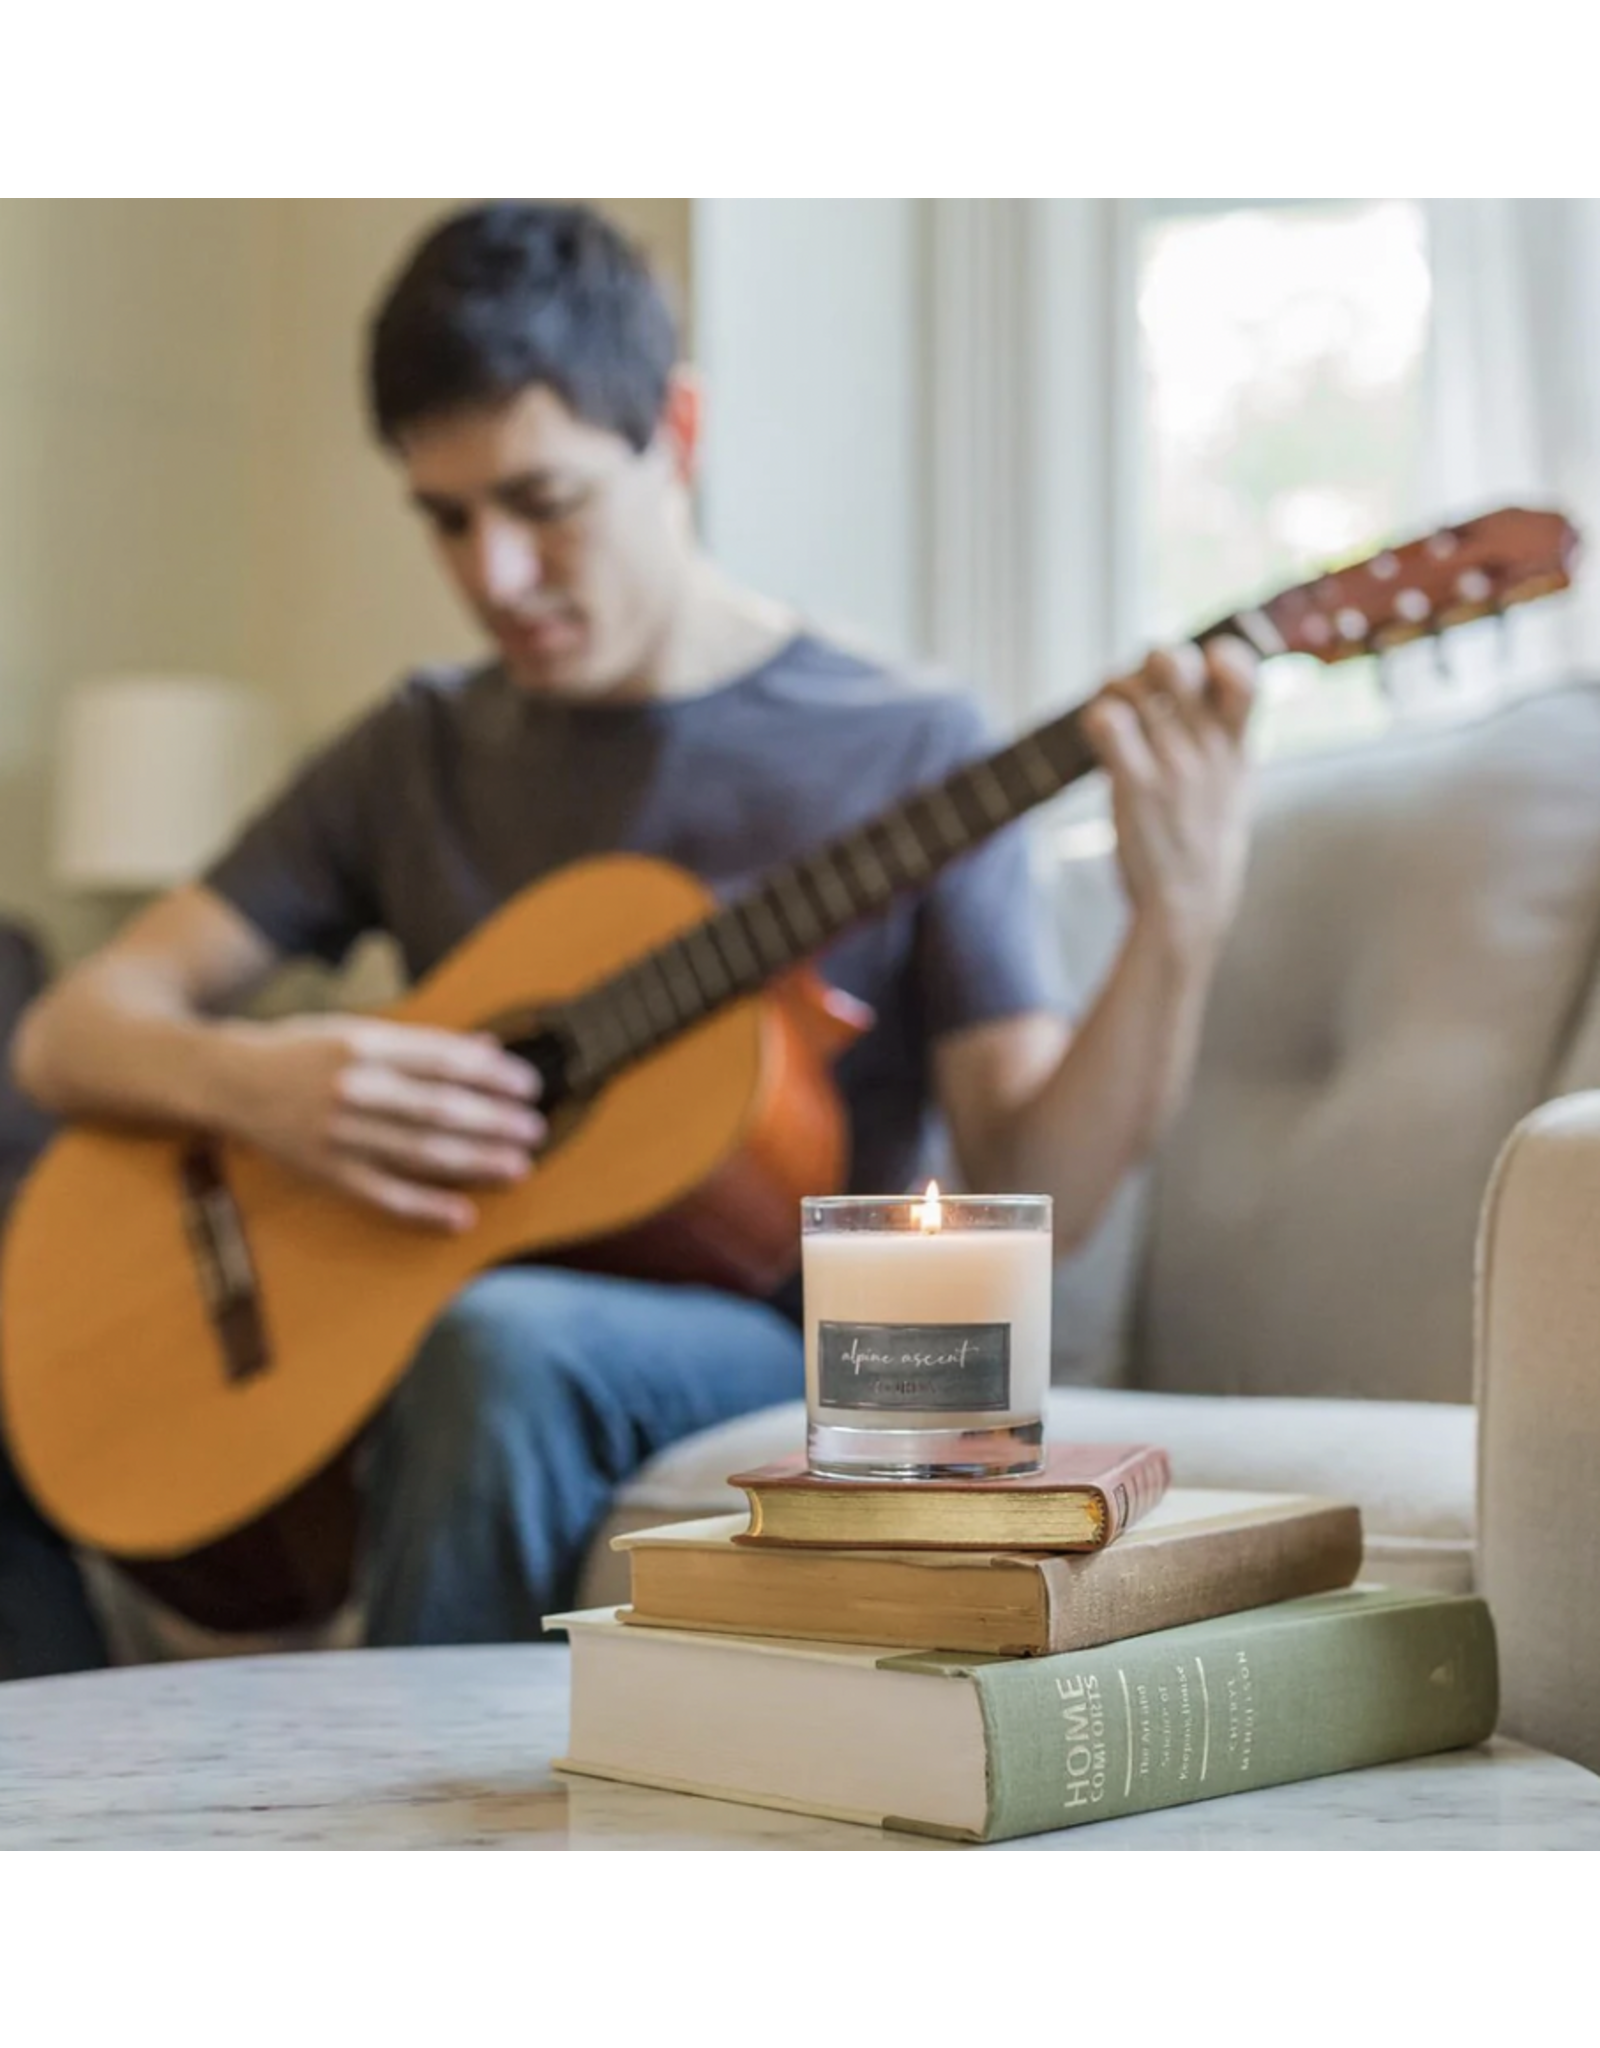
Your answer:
[54,675,284,891]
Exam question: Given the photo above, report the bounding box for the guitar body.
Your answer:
[0,855,859,1619]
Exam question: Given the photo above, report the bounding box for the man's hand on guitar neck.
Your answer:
[1078,635,1257,970]
[222,1014,545,1233]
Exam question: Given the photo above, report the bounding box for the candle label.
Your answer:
[819,1322,1011,1411]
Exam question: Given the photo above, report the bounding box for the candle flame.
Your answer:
[913,1180,943,1234]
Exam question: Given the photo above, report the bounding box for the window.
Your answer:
[1135,199,1433,759]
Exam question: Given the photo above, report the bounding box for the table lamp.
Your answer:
[53,674,284,893]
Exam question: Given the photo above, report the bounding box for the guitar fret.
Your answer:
[807,853,859,925]
[1000,752,1037,808]
[658,947,703,1021]
[562,997,607,1083]
[710,916,759,992]
[744,895,790,965]
[683,925,733,1004]
[1018,735,1059,797]
[789,863,840,938]
[773,870,823,947]
[887,811,933,881]
[714,911,761,984]
[600,988,643,1070]
[927,783,974,852]
[847,833,893,903]
[631,964,667,1037]
[971,759,1014,822]
[584,1006,622,1083]
[752,888,798,952]
[1042,712,1097,787]
[617,971,657,1052]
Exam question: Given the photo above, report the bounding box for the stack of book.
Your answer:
[551,1442,1499,1844]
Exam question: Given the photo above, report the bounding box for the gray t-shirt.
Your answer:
[204,633,1065,1197]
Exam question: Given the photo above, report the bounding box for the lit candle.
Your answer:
[802,1186,1051,1479]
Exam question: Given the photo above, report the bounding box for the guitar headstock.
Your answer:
[1232,507,1581,665]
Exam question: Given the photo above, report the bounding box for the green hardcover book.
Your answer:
[552,1586,1498,1843]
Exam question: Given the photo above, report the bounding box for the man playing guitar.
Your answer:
[2,201,1255,1675]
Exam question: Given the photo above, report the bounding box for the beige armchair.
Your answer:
[1477,1092,1600,1776]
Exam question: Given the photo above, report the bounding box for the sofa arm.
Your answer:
[1476,1092,1600,1774]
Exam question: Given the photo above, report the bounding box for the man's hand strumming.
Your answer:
[222,1014,544,1232]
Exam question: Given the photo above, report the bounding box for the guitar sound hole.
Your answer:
[501,1022,579,1115]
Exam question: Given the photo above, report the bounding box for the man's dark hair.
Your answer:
[367,201,679,450]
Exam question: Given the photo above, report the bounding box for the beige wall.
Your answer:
[0,198,692,962]
[0,199,283,958]
[251,199,481,745]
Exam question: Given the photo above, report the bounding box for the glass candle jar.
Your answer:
[802,1187,1051,1480]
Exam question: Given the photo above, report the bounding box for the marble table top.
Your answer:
[2,1643,1598,1849]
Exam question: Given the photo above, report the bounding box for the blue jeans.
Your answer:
[362,1268,803,1644]
[0,1268,803,1675]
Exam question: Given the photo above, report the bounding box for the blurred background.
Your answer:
[3,196,1597,969]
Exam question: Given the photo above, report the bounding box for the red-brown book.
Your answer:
[728,1442,1170,1551]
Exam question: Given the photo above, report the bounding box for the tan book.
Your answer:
[616,1488,1364,1656]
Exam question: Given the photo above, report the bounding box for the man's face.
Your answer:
[398,381,696,698]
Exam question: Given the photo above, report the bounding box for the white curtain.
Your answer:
[1423,199,1600,691]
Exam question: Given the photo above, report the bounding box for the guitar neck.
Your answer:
[497,505,1586,1096]
[558,700,1105,1094]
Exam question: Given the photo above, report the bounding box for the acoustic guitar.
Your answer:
[0,508,1579,1631]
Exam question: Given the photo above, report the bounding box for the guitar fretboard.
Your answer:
[557,703,1101,1093]
[524,510,1585,1091]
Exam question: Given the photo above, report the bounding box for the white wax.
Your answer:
[803,1226,1051,1431]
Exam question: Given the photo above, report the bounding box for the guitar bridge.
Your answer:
[178,1143,271,1384]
